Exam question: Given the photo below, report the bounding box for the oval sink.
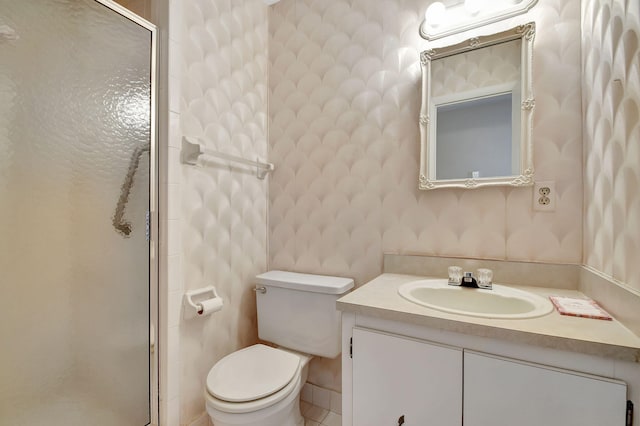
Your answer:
[398,279,554,319]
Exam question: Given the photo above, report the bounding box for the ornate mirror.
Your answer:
[419,23,536,190]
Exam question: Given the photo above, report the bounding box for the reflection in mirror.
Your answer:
[436,92,516,180]
[419,23,535,190]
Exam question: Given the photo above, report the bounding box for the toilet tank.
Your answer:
[255,271,354,358]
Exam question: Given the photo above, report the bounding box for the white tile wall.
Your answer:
[162,0,184,422]
[301,383,343,426]
[302,383,342,414]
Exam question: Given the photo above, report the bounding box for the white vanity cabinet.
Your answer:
[464,351,627,426]
[352,328,462,426]
[342,314,632,426]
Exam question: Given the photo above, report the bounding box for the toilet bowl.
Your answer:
[204,271,354,426]
[205,345,311,426]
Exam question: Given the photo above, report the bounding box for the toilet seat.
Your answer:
[206,344,302,414]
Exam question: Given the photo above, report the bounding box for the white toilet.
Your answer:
[204,270,354,426]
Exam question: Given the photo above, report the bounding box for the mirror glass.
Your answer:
[436,92,516,180]
[419,24,536,189]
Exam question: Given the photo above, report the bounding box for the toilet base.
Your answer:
[206,383,303,426]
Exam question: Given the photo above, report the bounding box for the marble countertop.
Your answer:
[337,273,640,363]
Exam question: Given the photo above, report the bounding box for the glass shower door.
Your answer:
[0,1,155,425]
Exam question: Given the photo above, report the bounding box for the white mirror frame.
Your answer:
[419,22,536,190]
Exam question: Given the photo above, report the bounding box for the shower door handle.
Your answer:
[113,143,150,236]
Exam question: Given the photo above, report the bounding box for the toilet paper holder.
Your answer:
[183,286,223,318]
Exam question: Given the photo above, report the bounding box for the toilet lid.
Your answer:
[206,344,300,403]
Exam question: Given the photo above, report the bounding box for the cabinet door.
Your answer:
[464,351,627,426]
[352,328,462,426]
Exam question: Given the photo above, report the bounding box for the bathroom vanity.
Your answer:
[338,273,640,426]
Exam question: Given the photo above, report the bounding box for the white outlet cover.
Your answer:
[533,181,556,212]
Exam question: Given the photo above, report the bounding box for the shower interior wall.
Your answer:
[0,1,152,424]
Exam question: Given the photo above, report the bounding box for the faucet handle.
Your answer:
[448,266,463,285]
[476,268,493,289]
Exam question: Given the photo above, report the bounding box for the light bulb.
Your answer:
[425,2,447,27]
[464,0,484,15]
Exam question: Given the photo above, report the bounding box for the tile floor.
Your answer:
[301,400,342,426]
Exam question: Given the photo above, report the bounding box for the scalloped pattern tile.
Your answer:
[582,0,640,291]
[179,0,268,422]
[504,1,583,262]
[269,0,583,390]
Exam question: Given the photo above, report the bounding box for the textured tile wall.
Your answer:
[162,0,181,422]
[179,0,268,423]
[582,0,640,293]
[269,0,583,391]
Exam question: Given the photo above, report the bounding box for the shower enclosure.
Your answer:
[0,0,157,424]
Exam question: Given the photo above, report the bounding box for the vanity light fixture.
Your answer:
[424,2,447,28]
[420,0,538,41]
[464,0,483,16]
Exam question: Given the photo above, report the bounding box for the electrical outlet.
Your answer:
[533,181,556,212]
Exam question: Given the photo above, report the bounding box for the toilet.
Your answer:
[205,270,354,426]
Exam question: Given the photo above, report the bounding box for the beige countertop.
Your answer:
[337,273,640,363]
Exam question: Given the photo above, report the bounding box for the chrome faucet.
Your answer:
[449,271,493,290]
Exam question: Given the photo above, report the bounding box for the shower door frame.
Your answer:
[93,1,159,424]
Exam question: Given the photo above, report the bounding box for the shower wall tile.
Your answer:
[169,0,182,43]
[165,146,182,184]
[167,396,180,426]
[582,0,640,292]
[169,39,181,79]
[159,302,181,421]
[168,290,182,328]
[167,184,180,219]
[269,0,583,391]
[167,325,181,400]
[178,0,269,423]
[159,0,183,423]
[166,219,181,256]
[167,254,182,293]
[169,111,181,148]
[169,75,181,114]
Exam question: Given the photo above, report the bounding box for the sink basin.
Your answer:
[398,279,554,319]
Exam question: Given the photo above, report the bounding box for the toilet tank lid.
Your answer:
[256,270,354,295]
